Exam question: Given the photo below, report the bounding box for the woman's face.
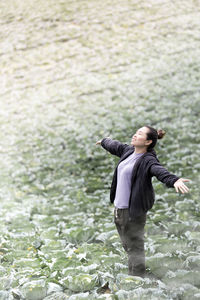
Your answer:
[131,126,152,147]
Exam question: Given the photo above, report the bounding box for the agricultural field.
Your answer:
[0,0,200,299]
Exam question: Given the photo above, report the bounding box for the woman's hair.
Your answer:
[145,125,166,151]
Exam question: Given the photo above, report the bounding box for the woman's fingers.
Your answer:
[177,186,184,194]
[181,182,189,191]
[96,136,111,145]
[175,185,179,193]
[180,186,189,193]
[183,184,189,191]
[179,184,189,193]
[181,178,190,182]
[174,178,190,193]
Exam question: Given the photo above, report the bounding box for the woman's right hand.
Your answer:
[96,140,102,145]
[96,137,111,145]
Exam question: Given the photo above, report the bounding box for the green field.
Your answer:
[0,0,200,299]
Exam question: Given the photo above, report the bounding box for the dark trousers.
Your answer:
[114,207,146,277]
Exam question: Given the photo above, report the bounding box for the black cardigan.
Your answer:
[101,138,180,218]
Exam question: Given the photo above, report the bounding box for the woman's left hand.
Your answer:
[174,178,190,194]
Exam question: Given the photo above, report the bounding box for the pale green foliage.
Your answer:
[0,0,200,298]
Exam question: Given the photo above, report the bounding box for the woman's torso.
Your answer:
[114,151,144,208]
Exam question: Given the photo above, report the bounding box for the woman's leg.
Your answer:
[114,207,146,277]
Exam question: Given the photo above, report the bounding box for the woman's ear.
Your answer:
[146,139,152,146]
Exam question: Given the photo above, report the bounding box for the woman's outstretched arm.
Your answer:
[96,137,130,158]
[150,162,190,193]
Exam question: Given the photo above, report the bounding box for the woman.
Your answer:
[96,125,190,277]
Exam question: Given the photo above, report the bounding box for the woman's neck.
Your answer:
[134,147,147,154]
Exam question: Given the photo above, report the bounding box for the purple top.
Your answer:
[114,151,144,208]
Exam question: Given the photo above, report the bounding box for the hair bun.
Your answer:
[157,129,166,139]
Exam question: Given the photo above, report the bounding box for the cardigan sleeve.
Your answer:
[149,161,180,188]
[101,138,130,158]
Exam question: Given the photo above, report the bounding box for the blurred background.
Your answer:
[0,0,200,299]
